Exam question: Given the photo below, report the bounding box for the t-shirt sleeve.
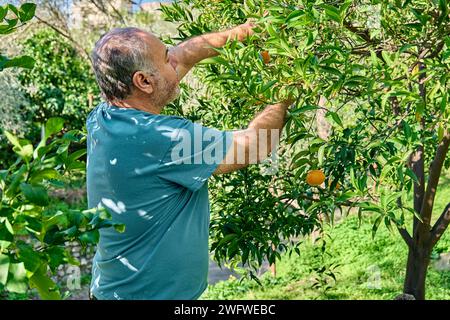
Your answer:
[157,117,234,192]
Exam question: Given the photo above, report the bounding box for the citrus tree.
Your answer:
[161,0,450,299]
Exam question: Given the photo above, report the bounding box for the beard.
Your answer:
[153,74,180,108]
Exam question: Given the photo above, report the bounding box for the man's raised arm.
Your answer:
[214,98,294,175]
[169,22,255,80]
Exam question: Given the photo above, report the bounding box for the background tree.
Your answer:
[18,28,100,140]
[161,0,450,299]
[0,2,122,300]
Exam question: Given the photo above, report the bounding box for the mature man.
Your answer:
[87,23,293,300]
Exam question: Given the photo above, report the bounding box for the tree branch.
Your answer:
[420,129,450,233]
[411,145,425,237]
[412,61,427,239]
[343,20,376,45]
[396,225,413,248]
[430,203,450,247]
[35,15,90,59]
[425,40,445,59]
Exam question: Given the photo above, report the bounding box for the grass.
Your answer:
[202,171,450,300]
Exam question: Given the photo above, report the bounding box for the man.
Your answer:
[87,23,293,300]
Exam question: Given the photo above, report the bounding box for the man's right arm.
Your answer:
[214,99,293,175]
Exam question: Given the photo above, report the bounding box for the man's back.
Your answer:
[86,102,232,299]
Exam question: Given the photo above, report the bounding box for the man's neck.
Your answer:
[110,96,162,115]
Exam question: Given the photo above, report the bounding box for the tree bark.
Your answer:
[410,146,425,236]
[431,203,450,247]
[403,61,429,300]
[403,243,431,300]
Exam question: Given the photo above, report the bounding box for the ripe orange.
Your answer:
[306,170,325,187]
[261,50,270,64]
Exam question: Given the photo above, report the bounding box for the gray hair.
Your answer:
[91,27,157,102]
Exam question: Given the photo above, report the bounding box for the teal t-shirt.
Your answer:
[86,102,233,300]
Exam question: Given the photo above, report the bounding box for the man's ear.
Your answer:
[132,71,154,95]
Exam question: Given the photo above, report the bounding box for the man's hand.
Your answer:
[232,20,257,42]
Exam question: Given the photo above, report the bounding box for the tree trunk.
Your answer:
[403,244,431,300]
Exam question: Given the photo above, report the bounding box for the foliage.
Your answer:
[162,0,450,296]
[18,28,100,132]
[0,118,123,299]
[0,3,36,71]
[202,210,450,300]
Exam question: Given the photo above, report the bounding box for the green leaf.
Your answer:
[381,51,392,66]
[0,222,14,242]
[0,253,10,285]
[46,247,66,272]
[6,262,27,293]
[322,4,342,23]
[0,26,13,36]
[67,160,85,171]
[4,218,14,235]
[416,101,425,117]
[78,230,100,245]
[67,148,87,163]
[325,111,343,127]
[19,183,50,206]
[439,0,448,23]
[198,56,229,66]
[3,55,35,69]
[45,117,65,139]
[436,124,444,142]
[29,264,61,300]
[405,168,419,183]
[372,215,383,239]
[42,211,67,233]
[320,65,342,77]
[0,6,7,21]
[17,243,41,274]
[292,105,319,113]
[260,80,277,93]
[29,169,61,184]
[114,224,126,233]
[218,234,238,247]
[285,9,305,23]
[440,92,447,113]
[6,164,27,197]
[18,3,36,22]
[318,144,326,166]
[15,143,33,161]
[7,4,18,16]
[4,131,21,149]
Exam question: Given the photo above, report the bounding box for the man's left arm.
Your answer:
[169,22,255,81]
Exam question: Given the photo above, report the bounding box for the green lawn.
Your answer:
[202,171,450,300]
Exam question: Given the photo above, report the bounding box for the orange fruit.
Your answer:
[261,50,270,64]
[306,170,325,187]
